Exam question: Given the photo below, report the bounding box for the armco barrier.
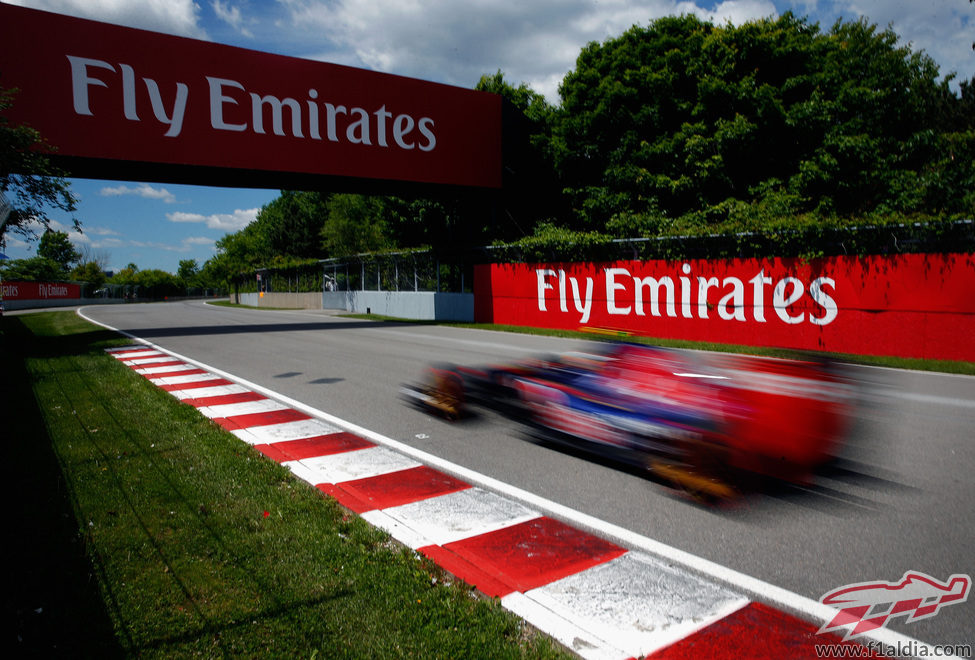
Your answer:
[474,253,975,362]
[239,290,475,321]
[328,290,474,321]
[238,292,323,309]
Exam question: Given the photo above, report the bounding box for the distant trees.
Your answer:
[70,260,107,290]
[110,266,181,298]
[177,259,201,289]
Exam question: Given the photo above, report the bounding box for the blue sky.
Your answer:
[4,0,973,274]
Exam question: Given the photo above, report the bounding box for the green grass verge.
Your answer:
[3,311,569,659]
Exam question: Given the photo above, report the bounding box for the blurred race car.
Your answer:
[401,343,859,502]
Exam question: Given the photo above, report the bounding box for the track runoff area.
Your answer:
[86,309,939,660]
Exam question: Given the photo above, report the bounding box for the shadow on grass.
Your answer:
[21,327,124,359]
[1,316,122,657]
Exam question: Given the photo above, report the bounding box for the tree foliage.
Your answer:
[256,190,329,259]
[475,71,564,236]
[0,256,64,281]
[554,13,973,232]
[70,260,107,289]
[111,267,182,298]
[1,85,79,248]
[37,229,80,272]
[176,259,200,288]
[321,193,393,257]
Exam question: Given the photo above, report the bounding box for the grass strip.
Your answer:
[4,311,569,659]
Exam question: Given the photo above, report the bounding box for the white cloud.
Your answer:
[127,237,212,253]
[181,236,217,248]
[166,208,260,231]
[823,0,974,85]
[705,0,777,25]
[100,183,178,204]
[2,235,31,251]
[7,0,207,38]
[13,0,969,106]
[212,0,253,37]
[84,226,122,236]
[278,0,780,103]
[12,217,89,245]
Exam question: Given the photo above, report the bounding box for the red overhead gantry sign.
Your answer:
[0,4,502,191]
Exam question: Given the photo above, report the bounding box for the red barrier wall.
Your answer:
[474,253,975,361]
[1,281,82,301]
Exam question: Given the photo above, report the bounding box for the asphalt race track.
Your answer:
[79,301,975,649]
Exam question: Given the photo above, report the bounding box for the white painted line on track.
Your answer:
[376,487,542,547]
[123,355,182,365]
[195,399,290,419]
[284,446,421,484]
[109,349,161,358]
[79,307,938,657]
[150,373,225,386]
[358,509,440,550]
[170,384,252,399]
[517,551,749,658]
[501,591,624,660]
[874,388,975,410]
[136,363,199,375]
[229,418,343,445]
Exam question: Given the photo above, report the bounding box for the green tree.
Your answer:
[197,221,272,296]
[37,229,80,272]
[0,255,63,281]
[257,190,329,259]
[177,258,200,287]
[132,269,181,298]
[553,13,970,231]
[380,195,486,253]
[110,264,139,286]
[475,71,564,239]
[321,194,394,257]
[70,260,107,290]
[1,85,79,248]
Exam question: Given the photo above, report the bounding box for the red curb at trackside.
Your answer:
[254,432,376,462]
[647,602,886,659]
[158,378,235,391]
[182,391,267,408]
[212,408,312,431]
[325,465,472,512]
[423,516,628,597]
